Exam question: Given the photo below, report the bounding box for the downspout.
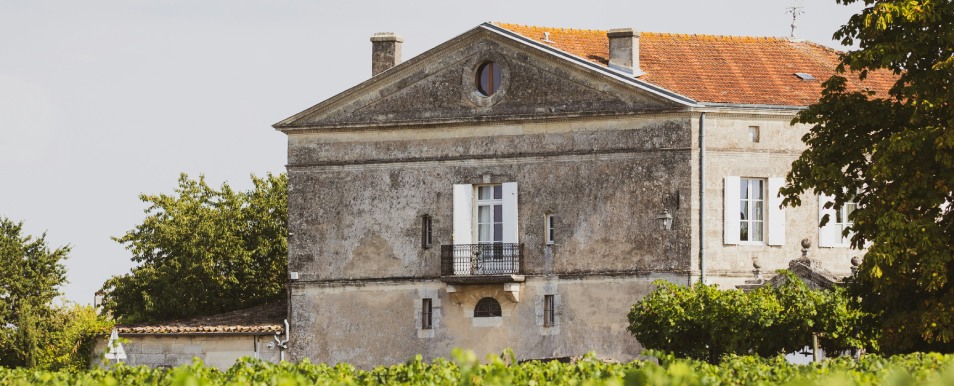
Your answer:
[699,112,707,284]
[274,319,289,362]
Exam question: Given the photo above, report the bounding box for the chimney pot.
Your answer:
[607,28,642,76]
[371,32,403,76]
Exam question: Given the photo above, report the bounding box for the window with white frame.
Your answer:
[452,182,518,246]
[451,182,519,275]
[724,176,785,245]
[545,214,555,245]
[748,126,760,143]
[818,194,859,247]
[476,185,503,244]
[740,178,765,242]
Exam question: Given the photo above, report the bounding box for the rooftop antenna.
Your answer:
[786,0,805,39]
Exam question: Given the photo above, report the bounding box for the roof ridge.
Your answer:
[493,22,796,42]
[491,22,607,34]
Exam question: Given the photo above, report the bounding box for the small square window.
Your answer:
[422,298,433,329]
[545,214,555,245]
[749,126,760,143]
[543,295,555,327]
[421,215,432,249]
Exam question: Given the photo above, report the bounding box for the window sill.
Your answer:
[471,316,503,328]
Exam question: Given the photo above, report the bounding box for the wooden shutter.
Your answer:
[502,182,519,244]
[818,193,841,247]
[724,176,741,245]
[767,177,786,246]
[452,184,473,245]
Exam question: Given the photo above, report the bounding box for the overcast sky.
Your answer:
[0,0,864,304]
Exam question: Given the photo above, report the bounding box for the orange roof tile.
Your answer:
[493,23,896,106]
[116,301,285,335]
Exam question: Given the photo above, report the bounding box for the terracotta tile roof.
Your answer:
[116,301,286,335]
[493,23,897,106]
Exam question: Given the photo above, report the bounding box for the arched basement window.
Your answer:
[474,297,502,317]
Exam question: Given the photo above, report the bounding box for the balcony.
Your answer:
[440,243,525,284]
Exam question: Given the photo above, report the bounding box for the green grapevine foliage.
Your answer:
[0,350,952,385]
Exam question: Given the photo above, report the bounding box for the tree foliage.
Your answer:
[780,0,954,353]
[0,218,107,370]
[101,173,288,324]
[628,273,874,363]
[0,217,69,368]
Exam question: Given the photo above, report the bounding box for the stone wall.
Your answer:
[92,334,281,370]
[286,115,695,283]
[689,112,861,288]
[288,274,682,367]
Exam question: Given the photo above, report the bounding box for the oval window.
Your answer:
[475,62,501,96]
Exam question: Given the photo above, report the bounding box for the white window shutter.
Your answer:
[452,184,473,245]
[818,193,841,247]
[724,176,741,245]
[502,182,519,244]
[767,177,786,246]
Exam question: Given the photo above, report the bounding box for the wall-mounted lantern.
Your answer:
[656,209,673,230]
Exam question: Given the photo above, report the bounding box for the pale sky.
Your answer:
[0,0,864,304]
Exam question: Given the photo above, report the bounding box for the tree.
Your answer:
[0,217,68,367]
[101,173,288,324]
[627,273,874,363]
[780,0,954,353]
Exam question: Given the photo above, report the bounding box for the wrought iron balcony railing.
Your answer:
[440,243,524,277]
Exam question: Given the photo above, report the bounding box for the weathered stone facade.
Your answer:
[92,335,281,370]
[274,23,868,368]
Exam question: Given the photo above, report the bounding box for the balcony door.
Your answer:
[476,185,503,244]
[476,185,503,274]
[452,182,519,275]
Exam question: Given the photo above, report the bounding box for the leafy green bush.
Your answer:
[628,272,876,363]
[0,351,951,385]
[0,303,112,371]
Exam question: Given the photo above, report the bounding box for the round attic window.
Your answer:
[476,62,501,96]
[462,52,509,107]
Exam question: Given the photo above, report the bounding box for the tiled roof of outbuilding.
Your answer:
[116,301,286,335]
[493,23,897,106]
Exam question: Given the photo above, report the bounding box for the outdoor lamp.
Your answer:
[656,209,673,230]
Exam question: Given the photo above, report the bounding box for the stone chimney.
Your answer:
[607,28,642,75]
[370,32,403,76]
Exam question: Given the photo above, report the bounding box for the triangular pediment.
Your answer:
[275,24,694,131]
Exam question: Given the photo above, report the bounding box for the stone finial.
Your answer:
[752,257,763,282]
[850,256,862,276]
[801,238,811,258]
[371,32,403,76]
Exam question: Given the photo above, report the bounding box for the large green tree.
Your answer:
[0,217,80,369]
[101,173,288,324]
[781,0,954,353]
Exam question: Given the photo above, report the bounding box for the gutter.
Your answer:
[699,112,707,284]
[116,332,279,337]
[697,102,806,112]
[273,319,289,362]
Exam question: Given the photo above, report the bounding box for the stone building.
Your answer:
[93,302,287,369]
[273,22,893,367]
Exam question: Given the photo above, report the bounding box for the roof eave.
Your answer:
[695,102,807,113]
[273,26,489,131]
